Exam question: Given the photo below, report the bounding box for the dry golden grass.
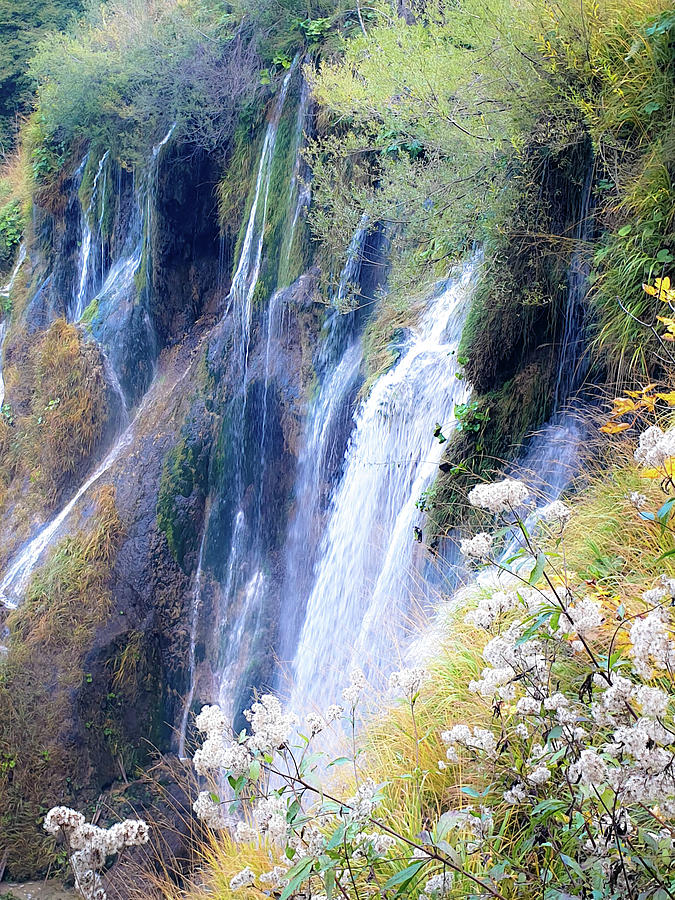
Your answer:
[0,487,124,878]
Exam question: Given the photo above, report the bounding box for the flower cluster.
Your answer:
[459,532,493,560]
[43,807,149,900]
[389,666,428,698]
[468,478,530,514]
[634,425,675,469]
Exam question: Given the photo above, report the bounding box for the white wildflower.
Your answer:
[465,589,520,629]
[259,867,288,887]
[305,712,327,737]
[564,596,604,636]
[353,832,397,857]
[325,704,343,722]
[468,478,530,514]
[441,724,497,757]
[244,694,298,754]
[515,723,529,739]
[195,704,228,737]
[503,782,529,804]
[459,532,493,560]
[527,764,551,785]
[193,791,227,830]
[342,667,367,706]
[634,426,675,470]
[347,778,379,821]
[643,586,670,605]
[424,872,454,898]
[44,809,149,900]
[234,820,258,844]
[516,696,541,716]
[229,867,255,891]
[389,666,428,698]
[569,748,609,787]
[634,685,669,718]
[629,608,675,679]
[44,806,85,835]
[253,796,287,844]
[538,500,571,526]
[629,492,648,509]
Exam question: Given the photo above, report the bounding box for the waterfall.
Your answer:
[1,242,27,301]
[276,339,363,669]
[0,244,27,411]
[283,78,312,276]
[72,151,109,321]
[178,522,208,758]
[210,70,295,719]
[289,257,478,711]
[0,385,155,610]
[552,159,594,411]
[224,69,293,381]
[0,321,6,412]
[0,126,179,610]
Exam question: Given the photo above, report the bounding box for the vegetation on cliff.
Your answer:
[0,0,674,895]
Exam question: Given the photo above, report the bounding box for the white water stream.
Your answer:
[0,386,154,609]
[210,68,295,719]
[0,127,178,610]
[0,243,27,410]
[289,258,477,710]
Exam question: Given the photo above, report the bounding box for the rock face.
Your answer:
[0,98,333,877]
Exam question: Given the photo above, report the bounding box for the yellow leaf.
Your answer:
[610,397,636,414]
[656,392,675,405]
[657,316,675,326]
[643,283,658,297]
[642,457,675,478]
[600,421,632,434]
[656,276,671,293]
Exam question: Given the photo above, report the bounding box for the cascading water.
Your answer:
[72,151,110,321]
[276,339,363,670]
[552,160,595,411]
[283,78,312,272]
[0,384,155,609]
[200,69,295,721]
[0,126,178,610]
[0,243,27,410]
[289,257,478,711]
[178,523,208,758]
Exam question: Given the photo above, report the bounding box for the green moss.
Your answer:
[156,427,210,570]
[427,351,557,541]
[80,296,100,325]
[0,198,23,271]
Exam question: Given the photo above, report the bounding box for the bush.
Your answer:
[29,0,262,168]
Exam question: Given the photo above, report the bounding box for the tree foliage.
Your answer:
[0,0,82,152]
[29,0,262,166]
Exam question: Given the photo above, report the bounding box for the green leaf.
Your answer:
[655,548,675,563]
[326,824,346,851]
[657,498,675,521]
[248,759,260,782]
[529,552,547,586]
[382,861,426,891]
[327,756,351,768]
[618,224,632,236]
[560,854,584,878]
[324,867,335,900]
[461,786,481,798]
[279,857,314,900]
